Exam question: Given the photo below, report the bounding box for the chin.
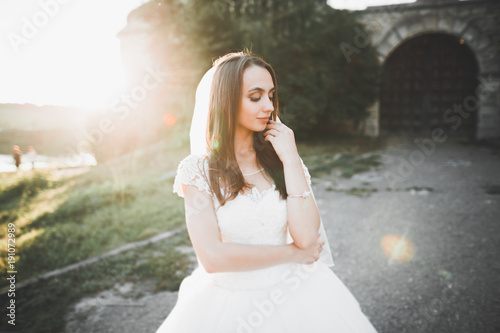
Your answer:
[249,122,266,132]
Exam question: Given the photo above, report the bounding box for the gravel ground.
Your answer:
[65,139,500,333]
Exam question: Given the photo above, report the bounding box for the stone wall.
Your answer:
[354,0,500,140]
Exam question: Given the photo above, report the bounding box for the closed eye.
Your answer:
[250,95,274,102]
[248,86,275,102]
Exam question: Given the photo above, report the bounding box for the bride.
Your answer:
[156,51,378,333]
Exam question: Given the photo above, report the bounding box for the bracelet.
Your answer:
[287,190,311,198]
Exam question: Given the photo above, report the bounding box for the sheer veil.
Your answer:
[189,65,334,268]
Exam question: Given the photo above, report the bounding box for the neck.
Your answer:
[234,126,255,160]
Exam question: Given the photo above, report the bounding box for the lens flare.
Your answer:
[381,234,415,263]
[163,113,176,126]
[210,139,219,151]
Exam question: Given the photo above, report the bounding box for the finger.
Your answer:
[264,135,274,142]
[266,121,283,129]
[264,128,279,137]
[303,256,315,265]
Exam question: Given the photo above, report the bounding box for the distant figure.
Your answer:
[27,146,37,169]
[12,145,22,170]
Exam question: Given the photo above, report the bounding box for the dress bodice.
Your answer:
[172,154,312,248]
[172,154,327,289]
[173,154,314,289]
[216,183,288,246]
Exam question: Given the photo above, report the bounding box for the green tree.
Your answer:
[137,0,380,139]
[253,2,381,137]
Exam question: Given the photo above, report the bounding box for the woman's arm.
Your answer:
[262,120,321,250]
[181,183,323,273]
[282,155,321,249]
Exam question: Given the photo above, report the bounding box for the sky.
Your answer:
[0,0,414,108]
[0,0,147,108]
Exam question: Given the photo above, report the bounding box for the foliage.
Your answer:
[141,0,381,138]
[256,3,381,136]
[83,1,382,163]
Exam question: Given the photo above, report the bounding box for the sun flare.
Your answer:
[0,0,144,108]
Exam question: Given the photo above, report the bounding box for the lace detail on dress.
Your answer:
[239,184,277,203]
[173,155,312,198]
[216,187,288,246]
[173,155,212,197]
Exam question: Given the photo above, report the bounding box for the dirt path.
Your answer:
[64,140,500,333]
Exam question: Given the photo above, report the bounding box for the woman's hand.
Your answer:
[263,120,299,164]
[290,235,325,265]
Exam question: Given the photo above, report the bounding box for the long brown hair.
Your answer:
[203,51,287,206]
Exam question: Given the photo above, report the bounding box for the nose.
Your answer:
[264,96,274,113]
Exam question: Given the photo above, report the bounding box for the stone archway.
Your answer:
[357,1,500,140]
[379,32,479,138]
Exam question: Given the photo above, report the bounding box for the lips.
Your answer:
[257,117,269,123]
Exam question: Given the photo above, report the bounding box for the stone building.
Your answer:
[356,0,500,140]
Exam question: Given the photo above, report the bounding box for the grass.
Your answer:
[0,139,194,332]
[405,186,434,192]
[330,153,382,178]
[0,171,57,212]
[326,186,378,197]
[298,136,383,179]
[297,136,386,198]
[0,231,193,333]
[0,161,188,284]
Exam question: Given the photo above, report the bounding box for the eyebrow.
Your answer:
[247,87,275,93]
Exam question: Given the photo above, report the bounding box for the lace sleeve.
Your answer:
[173,155,212,198]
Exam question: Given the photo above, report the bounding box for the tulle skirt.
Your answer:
[156,261,378,333]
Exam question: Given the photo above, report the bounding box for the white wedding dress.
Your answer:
[156,154,378,333]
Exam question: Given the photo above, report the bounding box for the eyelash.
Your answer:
[250,96,274,102]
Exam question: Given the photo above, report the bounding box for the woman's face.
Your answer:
[237,65,275,134]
